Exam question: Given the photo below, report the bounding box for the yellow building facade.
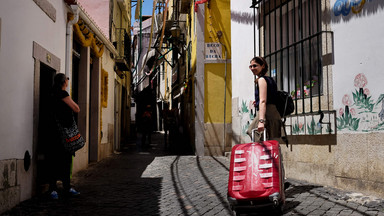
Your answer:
[192,0,232,156]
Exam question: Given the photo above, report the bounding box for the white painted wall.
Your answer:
[230,0,384,138]
[101,50,116,145]
[331,0,384,133]
[230,0,259,144]
[229,0,384,198]
[0,1,68,159]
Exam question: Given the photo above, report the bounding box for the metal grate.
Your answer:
[115,28,130,64]
[254,0,333,115]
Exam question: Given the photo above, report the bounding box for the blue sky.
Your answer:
[131,0,154,25]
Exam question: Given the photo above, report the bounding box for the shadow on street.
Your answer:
[2,132,384,216]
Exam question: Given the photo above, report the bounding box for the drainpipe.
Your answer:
[65,4,79,92]
[218,31,228,155]
[194,0,210,12]
[223,48,227,154]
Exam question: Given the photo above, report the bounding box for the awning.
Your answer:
[141,49,156,68]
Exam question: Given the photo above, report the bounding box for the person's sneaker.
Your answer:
[68,188,80,196]
[50,191,59,200]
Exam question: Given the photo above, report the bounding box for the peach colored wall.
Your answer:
[77,0,109,39]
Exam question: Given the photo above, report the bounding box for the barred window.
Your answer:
[256,0,332,115]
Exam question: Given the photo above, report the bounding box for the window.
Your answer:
[101,69,109,108]
[257,0,332,115]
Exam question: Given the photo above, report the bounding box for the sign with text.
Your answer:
[205,43,222,60]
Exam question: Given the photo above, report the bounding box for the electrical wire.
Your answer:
[134,0,172,88]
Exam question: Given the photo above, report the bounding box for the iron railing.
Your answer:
[252,0,336,137]
[254,0,334,115]
[115,28,131,66]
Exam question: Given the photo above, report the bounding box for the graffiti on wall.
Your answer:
[333,0,374,16]
[337,73,384,132]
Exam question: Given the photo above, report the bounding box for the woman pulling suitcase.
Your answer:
[228,56,286,215]
[246,56,284,142]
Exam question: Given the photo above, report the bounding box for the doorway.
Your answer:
[36,62,55,190]
[114,80,121,151]
[32,42,61,195]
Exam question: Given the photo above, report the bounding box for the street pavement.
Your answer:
[2,132,384,216]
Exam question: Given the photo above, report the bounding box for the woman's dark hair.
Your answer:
[251,56,269,76]
[52,73,67,92]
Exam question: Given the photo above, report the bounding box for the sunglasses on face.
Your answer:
[249,64,258,69]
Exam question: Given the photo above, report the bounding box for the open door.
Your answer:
[36,63,55,191]
[114,80,121,151]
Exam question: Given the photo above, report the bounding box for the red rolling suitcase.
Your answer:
[227,129,285,214]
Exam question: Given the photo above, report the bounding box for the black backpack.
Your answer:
[275,90,294,118]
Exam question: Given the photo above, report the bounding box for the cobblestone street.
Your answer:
[2,132,384,216]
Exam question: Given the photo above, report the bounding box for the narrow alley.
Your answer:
[2,132,384,216]
[2,1,384,215]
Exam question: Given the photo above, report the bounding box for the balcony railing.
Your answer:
[114,28,131,71]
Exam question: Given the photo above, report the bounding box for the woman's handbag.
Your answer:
[56,117,85,154]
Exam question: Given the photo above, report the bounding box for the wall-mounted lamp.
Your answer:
[217,31,223,40]
[170,22,181,39]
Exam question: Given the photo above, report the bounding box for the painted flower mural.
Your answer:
[342,94,352,106]
[337,73,384,132]
[354,73,368,88]
[337,93,360,131]
[352,73,373,110]
[364,88,370,96]
[292,121,305,135]
[240,99,255,136]
[307,117,322,135]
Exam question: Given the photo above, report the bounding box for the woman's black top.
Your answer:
[255,76,278,111]
[46,89,73,152]
[52,90,73,128]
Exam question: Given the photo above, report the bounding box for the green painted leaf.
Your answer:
[376,94,384,105]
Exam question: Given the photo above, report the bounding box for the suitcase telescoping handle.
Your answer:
[251,128,267,142]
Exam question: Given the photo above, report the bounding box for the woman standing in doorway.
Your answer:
[47,73,80,199]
